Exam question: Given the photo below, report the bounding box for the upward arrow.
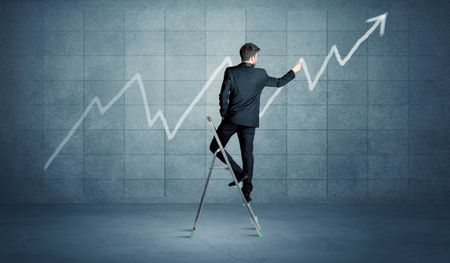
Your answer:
[44,12,388,170]
[366,12,387,36]
[259,12,388,116]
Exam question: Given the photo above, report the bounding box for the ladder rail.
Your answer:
[191,153,217,234]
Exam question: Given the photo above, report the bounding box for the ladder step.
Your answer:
[209,165,229,170]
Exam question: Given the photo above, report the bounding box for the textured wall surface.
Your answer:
[0,0,449,203]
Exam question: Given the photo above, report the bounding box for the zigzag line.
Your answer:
[44,13,387,170]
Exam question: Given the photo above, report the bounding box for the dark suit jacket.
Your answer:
[219,62,296,127]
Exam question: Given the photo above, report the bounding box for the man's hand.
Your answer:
[291,61,302,73]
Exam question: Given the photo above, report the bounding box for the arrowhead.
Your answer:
[366,12,388,36]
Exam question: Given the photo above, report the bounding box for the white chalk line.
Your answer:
[44,13,387,170]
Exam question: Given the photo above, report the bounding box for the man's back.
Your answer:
[219,62,296,127]
[211,42,302,202]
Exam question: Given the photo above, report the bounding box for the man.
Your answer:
[209,42,302,203]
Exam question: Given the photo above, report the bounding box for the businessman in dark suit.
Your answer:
[209,43,302,202]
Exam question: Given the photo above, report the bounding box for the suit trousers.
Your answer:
[209,118,255,193]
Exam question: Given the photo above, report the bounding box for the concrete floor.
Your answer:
[1,203,449,263]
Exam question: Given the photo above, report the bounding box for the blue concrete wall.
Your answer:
[0,0,449,203]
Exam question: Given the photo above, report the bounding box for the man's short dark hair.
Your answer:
[240,43,260,61]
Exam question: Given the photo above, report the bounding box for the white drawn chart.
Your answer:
[44,13,387,170]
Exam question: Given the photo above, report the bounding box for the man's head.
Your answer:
[240,42,260,64]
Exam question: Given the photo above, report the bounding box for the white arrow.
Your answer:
[259,12,387,116]
[44,12,387,170]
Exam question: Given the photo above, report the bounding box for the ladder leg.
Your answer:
[227,167,263,236]
[190,155,216,238]
[217,148,262,235]
[244,203,262,236]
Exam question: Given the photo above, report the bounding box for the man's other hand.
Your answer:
[291,61,302,73]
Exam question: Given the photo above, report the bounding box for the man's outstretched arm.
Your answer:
[264,61,302,87]
[219,68,231,118]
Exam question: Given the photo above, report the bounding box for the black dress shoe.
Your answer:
[242,189,252,202]
[244,193,252,203]
[228,174,248,187]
